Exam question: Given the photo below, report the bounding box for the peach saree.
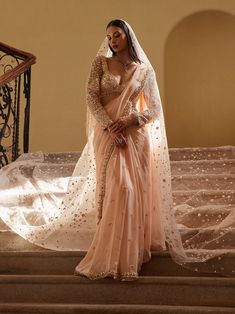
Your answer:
[74,63,167,280]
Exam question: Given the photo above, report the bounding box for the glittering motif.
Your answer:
[74,268,138,281]
[122,67,162,127]
[86,55,113,129]
[97,142,115,221]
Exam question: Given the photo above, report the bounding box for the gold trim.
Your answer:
[97,143,115,221]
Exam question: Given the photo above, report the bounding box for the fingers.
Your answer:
[108,120,125,133]
[107,122,128,148]
[115,141,127,148]
[114,134,128,148]
[109,124,120,133]
[113,126,125,133]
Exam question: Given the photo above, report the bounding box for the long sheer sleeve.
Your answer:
[86,56,113,130]
[135,68,161,126]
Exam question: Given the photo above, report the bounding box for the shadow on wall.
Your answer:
[164,10,235,148]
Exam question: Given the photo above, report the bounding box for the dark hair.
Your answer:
[106,19,141,64]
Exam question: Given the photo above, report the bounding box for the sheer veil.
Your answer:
[0,20,234,277]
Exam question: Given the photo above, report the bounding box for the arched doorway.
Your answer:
[165,10,235,147]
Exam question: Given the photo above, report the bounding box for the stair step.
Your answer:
[0,303,234,314]
[0,148,233,313]
[169,146,235,161]
[174,205,234,228]
[173,190,235,206]
[1,226,235,254]
[0,231,47,251]
[0,275,234,306]
[171,174,235,191]
[0,250,230,277]
[170,159,235,175]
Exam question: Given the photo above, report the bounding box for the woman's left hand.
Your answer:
[108,113,138,133]
[108,118,126,133]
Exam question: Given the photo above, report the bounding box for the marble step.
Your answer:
[170,159,235,175]
[171,174,235,191]
[0,275,234,306]
[0,230,47,250]
[180,228,235,250]
[173,190,235,206]
[174,205,234,227]
[0,303,234,314]
[169,146,235,161]
[1,250,232,277]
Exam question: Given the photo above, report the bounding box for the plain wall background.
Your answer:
[0,0,235,152]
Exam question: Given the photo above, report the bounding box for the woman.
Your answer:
[73,19,233,279]
[74,19,168,280]
[0,19,234,280]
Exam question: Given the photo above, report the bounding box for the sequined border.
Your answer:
[74,268,138,281]
[97,142,115,221]
[122,67,150,117]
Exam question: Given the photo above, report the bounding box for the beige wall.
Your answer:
[0,0,235,152]
[165,10,235,147]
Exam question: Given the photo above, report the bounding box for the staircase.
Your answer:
[0,146,234,313]
[0,250,234,313]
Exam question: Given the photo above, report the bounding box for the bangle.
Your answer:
[136,113,144,126]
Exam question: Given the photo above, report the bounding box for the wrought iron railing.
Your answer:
[0,42,36,168]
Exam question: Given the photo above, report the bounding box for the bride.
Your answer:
[0,19,234,280]
[74,19,168,280]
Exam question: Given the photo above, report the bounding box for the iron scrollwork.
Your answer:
[0,44,35,168]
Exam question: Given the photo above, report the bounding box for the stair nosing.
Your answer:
[0,275,234,286]
[0,302,235,311]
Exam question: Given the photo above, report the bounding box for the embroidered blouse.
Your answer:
[86,55,161,129]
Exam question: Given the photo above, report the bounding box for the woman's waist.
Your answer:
[101,93,120,107]
[103,100,136,120]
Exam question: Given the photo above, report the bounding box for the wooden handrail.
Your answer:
[0,42,36,87]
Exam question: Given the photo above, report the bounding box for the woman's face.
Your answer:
[106,26,128,53]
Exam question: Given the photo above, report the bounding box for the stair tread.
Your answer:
[173,189,235,194]
[0,302,234,311]
[0,248,234,256]
[172,173,235,178]
[0,274,234,285]
[170,159,235,163]
[0,250,169,257]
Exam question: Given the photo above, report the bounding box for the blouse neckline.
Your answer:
[102,56,137,87]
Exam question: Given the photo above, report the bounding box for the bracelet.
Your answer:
[136,113,144,126]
